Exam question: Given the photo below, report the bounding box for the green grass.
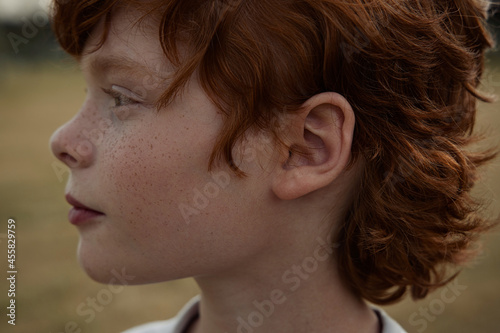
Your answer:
[1,60,499,333]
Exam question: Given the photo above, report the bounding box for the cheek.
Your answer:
[101,130,208,230]
[81,119,278,282]
[78,128,214,282]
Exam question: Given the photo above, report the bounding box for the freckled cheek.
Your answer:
[100,139,203,231]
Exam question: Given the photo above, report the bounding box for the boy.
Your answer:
[49,0,496,332]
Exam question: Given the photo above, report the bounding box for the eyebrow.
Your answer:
[83,55,152,78]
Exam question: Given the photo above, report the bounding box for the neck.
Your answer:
[189,247,379,333]
[188,178,376,333]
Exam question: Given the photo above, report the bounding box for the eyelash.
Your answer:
[102,87,138,108]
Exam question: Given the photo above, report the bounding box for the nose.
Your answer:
[50,116,95,169]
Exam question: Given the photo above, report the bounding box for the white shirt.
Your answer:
[122,296,407,333]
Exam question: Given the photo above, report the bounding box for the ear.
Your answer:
[272,92,355,200]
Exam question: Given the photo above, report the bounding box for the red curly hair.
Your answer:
[52,0,497,304]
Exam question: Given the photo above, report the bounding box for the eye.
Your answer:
[102,86,140,108]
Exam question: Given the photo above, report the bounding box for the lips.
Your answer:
[65,194,104,226]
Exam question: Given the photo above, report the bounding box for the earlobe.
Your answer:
[272,92,355,200]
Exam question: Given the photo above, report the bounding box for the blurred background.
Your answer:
[0,1,499,332]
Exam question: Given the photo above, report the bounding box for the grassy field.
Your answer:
[0,58,499,333]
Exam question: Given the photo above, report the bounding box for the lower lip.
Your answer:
[68,207,104,226]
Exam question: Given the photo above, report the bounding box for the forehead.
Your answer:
[80,6,167,77]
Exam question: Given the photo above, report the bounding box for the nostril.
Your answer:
[60,152,78,166]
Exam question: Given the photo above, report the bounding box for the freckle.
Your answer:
[150,144,153,150]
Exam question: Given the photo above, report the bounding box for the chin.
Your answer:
[75,239,200,285]
[78,257,150,286]
[77,253,112,283]
[76,243,134,285]
[76,248,181,286]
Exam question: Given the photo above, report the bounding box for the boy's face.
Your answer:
[50,7,283,283]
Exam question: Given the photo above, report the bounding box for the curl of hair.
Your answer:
[52,0,497,304]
